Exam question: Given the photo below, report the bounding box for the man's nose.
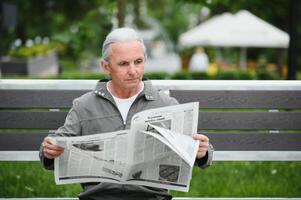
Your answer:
[127,63,136,75]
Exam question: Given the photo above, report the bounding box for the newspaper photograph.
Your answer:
[53,102,199,192]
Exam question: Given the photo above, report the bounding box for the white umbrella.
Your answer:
[179,10,290,68]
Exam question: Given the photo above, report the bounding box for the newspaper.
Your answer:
[53,102,199,192]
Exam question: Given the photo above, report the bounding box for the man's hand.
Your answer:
[193,134,209,159]
[42,137,64,159]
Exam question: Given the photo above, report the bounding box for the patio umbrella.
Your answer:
[179,10,290,68]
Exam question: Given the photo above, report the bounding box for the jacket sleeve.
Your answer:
[195,143,214,169]
[39,101,82,170]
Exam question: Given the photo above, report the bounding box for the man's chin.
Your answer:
[124,80,140,88]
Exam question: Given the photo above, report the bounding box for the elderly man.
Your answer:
[40,27,213,200]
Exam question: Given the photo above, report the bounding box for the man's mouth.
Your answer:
[125,78,137,81]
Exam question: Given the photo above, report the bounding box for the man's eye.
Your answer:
[134,59,143,65]
[118,62,128,66]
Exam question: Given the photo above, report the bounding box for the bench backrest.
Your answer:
[1,80,301,161]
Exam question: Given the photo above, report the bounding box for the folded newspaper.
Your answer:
[53,102,199,192]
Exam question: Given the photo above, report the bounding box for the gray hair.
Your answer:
[102,27,147,63]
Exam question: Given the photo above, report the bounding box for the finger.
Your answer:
[193,134,209,142]
[44,137,54,144]
[44,143,64,151]
[198,143,209,149]
[43,147,64,159]
[196,151,207,159]
[42,138,64,151]
[198,147,208,152]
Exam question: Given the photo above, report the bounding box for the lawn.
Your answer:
[1,161,300,197]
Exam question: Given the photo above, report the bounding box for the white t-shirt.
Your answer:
[107,82,144,124]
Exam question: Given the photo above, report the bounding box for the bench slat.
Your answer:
[204,132,301,151]
[0,111,67,129]
[0,133,47,150]
[1,111,300,130]
[0,90,89,108]
[198,112,301,130]
[1,132,300,151]
[170,90,301,109]
[2,90,301,109]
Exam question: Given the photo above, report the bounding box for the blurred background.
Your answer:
[0,0,300,80]
[1,0,301,198]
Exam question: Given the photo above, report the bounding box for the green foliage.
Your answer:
[7,42,64,59]
[170,71,193,80]
[144,72,170,79]
[147,0,206,44]
[178,48,194,58]
[50,71,107,80]
[256,69,279,80]
[170,71,211,80]
[215,70,255,80]
[190,71,211,80]
[1,69,281,80]
[1,161,301,197]
[52,5,114,60]
[2,1,114,63]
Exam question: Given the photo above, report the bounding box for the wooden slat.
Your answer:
[1,132,300,151]
[0,111,67,129]
[1,111,301,130]
[0,198,299,200]
[198,112,301,130]
[170,90,301,109]
[203,132,301,151]
[0,133,48,150]
[0,90,89,108]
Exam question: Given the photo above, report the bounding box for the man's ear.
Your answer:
[100,59,110,74]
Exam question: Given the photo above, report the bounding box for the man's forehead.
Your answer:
[111,40,143,49]
[110,40,144,58]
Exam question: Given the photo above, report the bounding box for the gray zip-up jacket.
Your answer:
[40,79,213,200]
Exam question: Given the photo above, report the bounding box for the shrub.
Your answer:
[190,71,211,80]
[215,70,255,80]
[7,42,65,59]
[144,72,170,80]
[170,71,192,79]
[256,69,279,80]
[54,71,107,80]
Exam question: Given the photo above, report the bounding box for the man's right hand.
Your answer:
[42,137,64,159]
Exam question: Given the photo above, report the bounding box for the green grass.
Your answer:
[1,161,301,197]
[172,161,301,197]
[0,161,81,197]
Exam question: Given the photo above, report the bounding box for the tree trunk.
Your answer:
[117,0,126,28]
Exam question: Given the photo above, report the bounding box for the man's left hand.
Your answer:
[193,134,209,159]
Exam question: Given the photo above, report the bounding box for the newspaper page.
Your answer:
[54,130,130,184]
[126,102,199,191]
[54,102,199,192]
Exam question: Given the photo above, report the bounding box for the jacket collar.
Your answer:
[94,78,156,101]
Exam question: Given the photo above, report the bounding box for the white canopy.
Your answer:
[179,10,289,48]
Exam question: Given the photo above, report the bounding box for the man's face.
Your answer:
[103,40,145,91]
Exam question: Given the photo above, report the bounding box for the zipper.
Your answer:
[98,86,146,130]
[98,91,126,130]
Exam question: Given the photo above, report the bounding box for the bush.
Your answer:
[144,72,170,80]
[215,70,255,80]
[7,42,65,59]
[53,71,107,80]
[170,71,193,80]
[256,69,279,80]
[3,67,284,81]
[190,71,211,80]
